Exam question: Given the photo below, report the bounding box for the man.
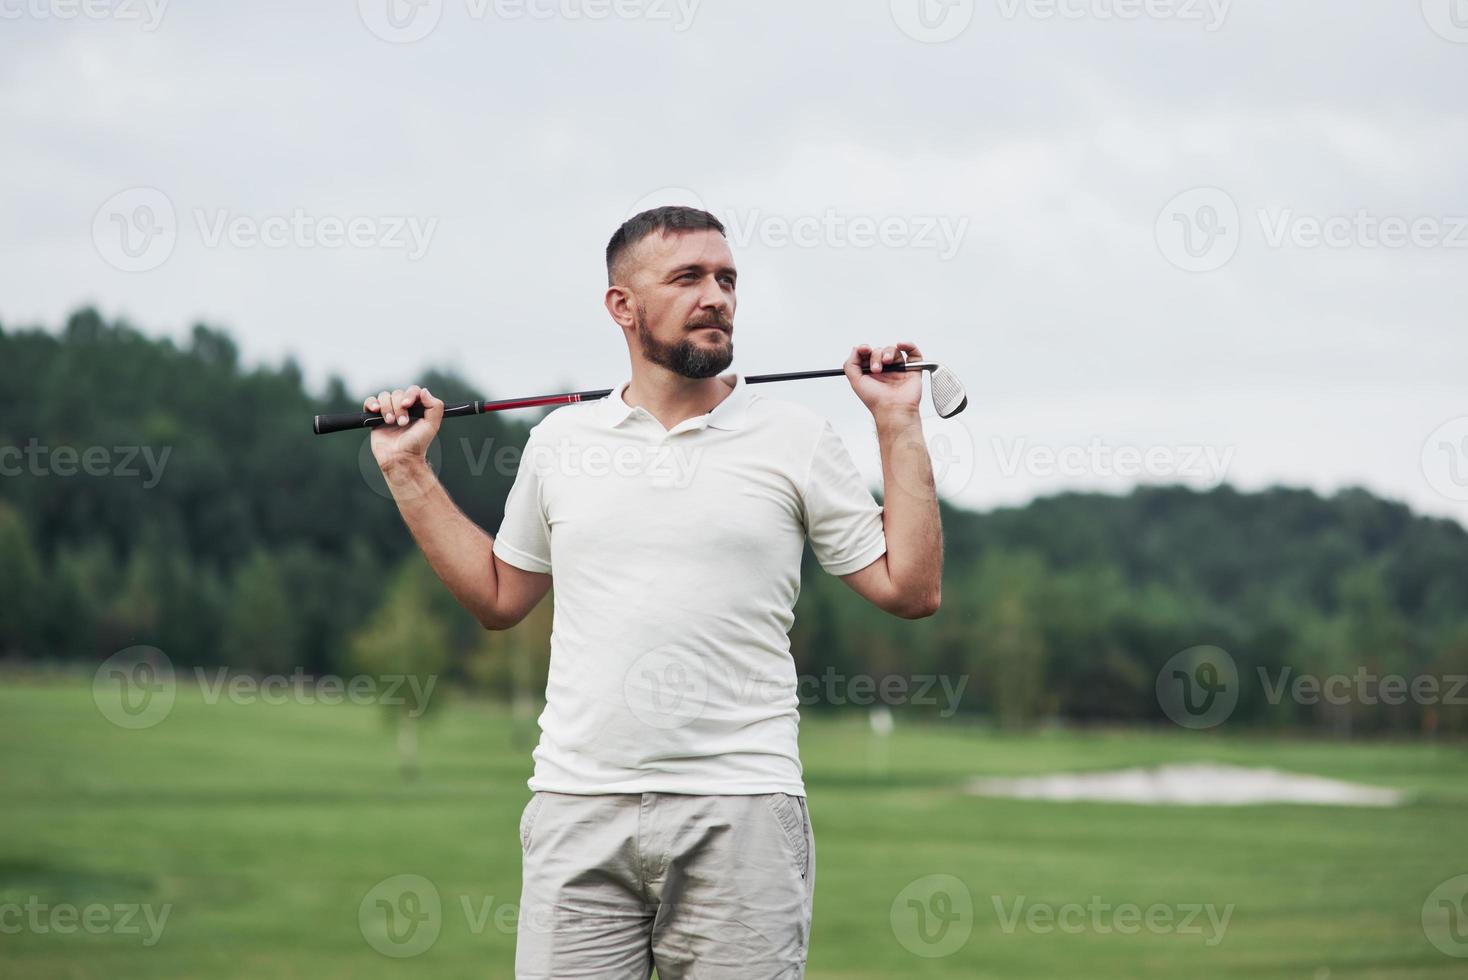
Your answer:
[364,206,943,978]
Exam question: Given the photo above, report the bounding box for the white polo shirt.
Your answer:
[492,372,887,796]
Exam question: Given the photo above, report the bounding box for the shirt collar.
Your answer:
[598,373,752,431]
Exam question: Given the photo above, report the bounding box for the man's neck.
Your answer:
[622,368,736,431]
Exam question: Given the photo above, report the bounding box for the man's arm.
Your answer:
[370,384,552,631]
[837,344,944,619]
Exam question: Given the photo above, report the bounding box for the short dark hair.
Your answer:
[606,206,726,286]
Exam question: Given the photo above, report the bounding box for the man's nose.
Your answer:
[697,277,731,312]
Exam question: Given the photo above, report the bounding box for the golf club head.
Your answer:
[927,364,968,419]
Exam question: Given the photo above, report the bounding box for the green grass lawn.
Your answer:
[2,677,1466,978]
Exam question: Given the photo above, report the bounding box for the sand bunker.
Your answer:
[965,762,1404,807]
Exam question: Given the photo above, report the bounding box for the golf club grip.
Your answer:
[312,401,479,435]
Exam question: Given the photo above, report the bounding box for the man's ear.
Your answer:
[604,284,636,329]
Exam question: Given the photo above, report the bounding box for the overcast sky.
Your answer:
[3,1,1466,524]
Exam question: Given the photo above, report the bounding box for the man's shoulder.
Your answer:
[742,389,827,433]
[527,398,604,440]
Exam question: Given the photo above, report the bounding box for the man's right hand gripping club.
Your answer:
[365,384,445,473]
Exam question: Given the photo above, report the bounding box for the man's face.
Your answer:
[624,228,736,380]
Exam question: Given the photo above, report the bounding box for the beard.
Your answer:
[635,309,734,380]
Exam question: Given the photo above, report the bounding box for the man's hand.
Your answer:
[844,343,924,417]
[364,385,445,471]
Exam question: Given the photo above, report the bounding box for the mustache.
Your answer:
[688,316,732,332]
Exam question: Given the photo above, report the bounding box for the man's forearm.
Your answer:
[875,407,944,611]
[381,456,499,626]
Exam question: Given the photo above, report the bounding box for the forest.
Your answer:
[3,308,1464,737]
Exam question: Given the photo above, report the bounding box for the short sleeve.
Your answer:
[492,425,552,574]
[801,420,887,576]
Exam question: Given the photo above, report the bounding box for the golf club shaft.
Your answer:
[312,361,935,435]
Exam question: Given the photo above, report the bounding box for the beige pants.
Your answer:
[514,791,816,979]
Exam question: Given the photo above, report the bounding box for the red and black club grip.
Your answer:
[312,392,608,435]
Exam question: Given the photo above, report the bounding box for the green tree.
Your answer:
[218,551,297,673]
[0,504,44,656]
[349,555,452,779]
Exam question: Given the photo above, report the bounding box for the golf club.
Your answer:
[312,359,968,435]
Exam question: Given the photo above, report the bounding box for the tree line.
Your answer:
[2,309,1464,737]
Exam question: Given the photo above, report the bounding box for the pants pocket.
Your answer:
[763,793,809,879]
[519,792,547,852]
